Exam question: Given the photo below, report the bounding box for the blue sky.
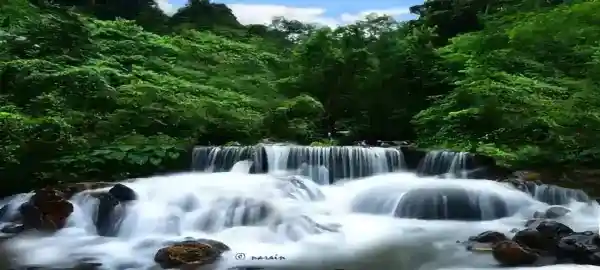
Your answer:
[157,0,419,26]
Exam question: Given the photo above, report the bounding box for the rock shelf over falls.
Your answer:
[191,144,588,205]
[191,144,490,182]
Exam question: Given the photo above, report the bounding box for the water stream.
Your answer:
[0,145,597,270]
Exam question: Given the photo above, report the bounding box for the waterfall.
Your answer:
[191,144,405,184]
[417,150,471,177]
[0,144,595,270]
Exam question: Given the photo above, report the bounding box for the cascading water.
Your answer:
[417,150,471,178]
[192,144,405,184]
[0,145,597,270]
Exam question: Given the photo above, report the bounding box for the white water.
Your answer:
[2,168,600,270]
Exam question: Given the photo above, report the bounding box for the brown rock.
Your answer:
[154,239,230,269]
[492,240,539,266]
[18,188,74,232]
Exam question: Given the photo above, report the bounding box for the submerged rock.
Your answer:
[154,239,230,269]
[196,197,276,232]
[533,205,571,219]
[394,187,508,220]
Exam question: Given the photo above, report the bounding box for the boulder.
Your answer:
[94,193,122,236]
[93,183,136,236]
[513,228,554,252]
[18,188,74,232]
[534,220,574,241]
[533,205,571,219]
[514,220,573,255]
[463,231,509,252]
[56,182,115,199]
[0,204,9,221]
[467,220,600,267]
[154,239,230,269]
[556,231,600,265]
[394,187,508,220]
[468,231,508,244]
[492,240,539,266]
[0,224,24,234]
[108,184,137,202]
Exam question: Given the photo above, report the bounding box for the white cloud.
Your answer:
[157,2,410,27]
[339,8,412,24]
[227,4,335,26]
[156,0,177,15]
[227,4,410,27]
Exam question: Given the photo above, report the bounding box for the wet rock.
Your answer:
[18,188,74,232]
[468,231,508,244]
[524,218,545,228]
[0,223,25,234]
[533,205,571,219]
[513,228,553,252]
[108,184,136,202]
[0,204,9,221]
[394,187,508,220]
[556,231,600,265]
[514,220,573,254]
[56,182,114,199]
[154,239,230,269]
[492,240,539,266]
[94,193,122,236]
[535,220,573,241]
[93,184,136,236]
[398,146,427,170]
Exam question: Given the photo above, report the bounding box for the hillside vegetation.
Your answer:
[1,0,600,194]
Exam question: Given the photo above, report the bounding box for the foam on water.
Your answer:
[1,169,600,270]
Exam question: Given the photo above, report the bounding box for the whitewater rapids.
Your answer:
[1,169,600,270]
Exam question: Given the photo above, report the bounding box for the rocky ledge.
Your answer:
[462,205,600,267]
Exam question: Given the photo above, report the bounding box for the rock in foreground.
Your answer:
[154,239,230,269]
[465,220,600,267]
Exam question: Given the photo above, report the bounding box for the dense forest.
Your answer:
[1,0,600,194]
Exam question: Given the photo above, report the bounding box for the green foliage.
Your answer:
[0,0,319,194]
[413,0,600,167]
[3,0,600,195]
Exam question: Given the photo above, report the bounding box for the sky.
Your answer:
[156,0,419,27]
